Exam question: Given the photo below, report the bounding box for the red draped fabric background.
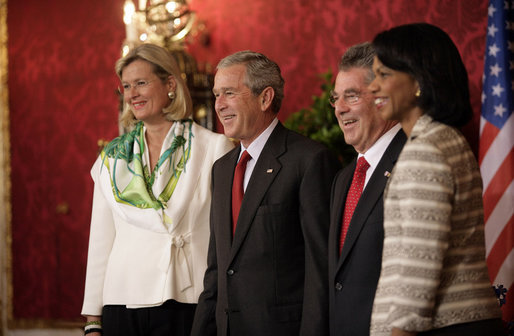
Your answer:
[7,0,487,323]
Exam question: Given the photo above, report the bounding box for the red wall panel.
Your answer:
[8,0,125,321]
[7,0,487,322]
[187,0,487,151]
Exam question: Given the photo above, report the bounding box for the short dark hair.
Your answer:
[217,51,285,114]
[372,23,472,127]
[338,42,375,84]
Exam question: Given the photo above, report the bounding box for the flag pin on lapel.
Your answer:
[266,169,273,173]
[384,171,391,177]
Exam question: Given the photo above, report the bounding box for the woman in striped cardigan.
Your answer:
[367,23,503,336]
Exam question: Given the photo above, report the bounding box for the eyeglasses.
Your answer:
[329,91,368,107]
[118,79,158,94]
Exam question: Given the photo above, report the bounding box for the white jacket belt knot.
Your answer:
[159,233,192,292]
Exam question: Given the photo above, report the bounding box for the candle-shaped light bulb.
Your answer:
[124,0,137,42]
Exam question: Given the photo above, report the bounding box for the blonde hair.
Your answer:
[115,44,193,127]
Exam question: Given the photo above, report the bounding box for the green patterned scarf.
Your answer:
[100,120,193,212]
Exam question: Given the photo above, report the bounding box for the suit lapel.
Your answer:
[217,148,241,254]
[329,162,355,264]
[337,162,388,266]
[337,131,406,269]
[229,123,286,261]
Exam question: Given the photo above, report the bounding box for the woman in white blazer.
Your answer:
[81,43,233,336]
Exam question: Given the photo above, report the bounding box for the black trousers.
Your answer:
[418,318,505,336]
[102,300,196,336]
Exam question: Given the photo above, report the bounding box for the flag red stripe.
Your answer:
[486,213,514,282]
[479,121,500,165]
[482,147,514,223]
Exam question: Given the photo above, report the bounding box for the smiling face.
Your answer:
[121,59,175,126]
[213,64,275,147]
[333,67,396,153]
[369,56,420,125]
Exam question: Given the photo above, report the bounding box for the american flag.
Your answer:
[480,0,514,322]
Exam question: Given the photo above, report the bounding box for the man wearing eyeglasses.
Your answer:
[328,42,406,336]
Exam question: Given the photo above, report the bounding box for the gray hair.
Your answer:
[217,50,284,114]
[338,42,375,84]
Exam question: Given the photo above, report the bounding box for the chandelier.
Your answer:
[120,0,216,131]
[122,0,198,54]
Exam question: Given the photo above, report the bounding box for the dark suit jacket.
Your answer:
[328,130,406,336]
[192,122,340,336]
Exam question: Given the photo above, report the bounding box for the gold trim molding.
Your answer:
[0,3,81,331]
[0,0,11,334]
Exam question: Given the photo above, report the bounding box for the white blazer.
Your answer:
[81,123,233,316]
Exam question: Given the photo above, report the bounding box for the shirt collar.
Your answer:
[238,118,279,162]
[360,123,402,169]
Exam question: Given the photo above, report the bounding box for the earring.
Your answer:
[415,89,421,97]
[168,91,176,100]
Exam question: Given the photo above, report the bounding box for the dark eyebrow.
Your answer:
[373,65,389,73]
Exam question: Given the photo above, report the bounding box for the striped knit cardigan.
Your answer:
[370,114,501,335]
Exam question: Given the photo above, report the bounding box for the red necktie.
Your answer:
[232,150,251,235]
[339,157,370,253]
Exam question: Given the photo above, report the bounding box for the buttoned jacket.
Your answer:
[192,122,340,336]
[328,130,405,336]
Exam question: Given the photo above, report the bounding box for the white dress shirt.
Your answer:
[360,123,402,188]
[237,118,279,191]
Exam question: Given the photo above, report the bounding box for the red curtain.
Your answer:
[7,0,487,322]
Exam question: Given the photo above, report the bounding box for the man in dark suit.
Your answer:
[328,43,406,336]
[191,51,340,336]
